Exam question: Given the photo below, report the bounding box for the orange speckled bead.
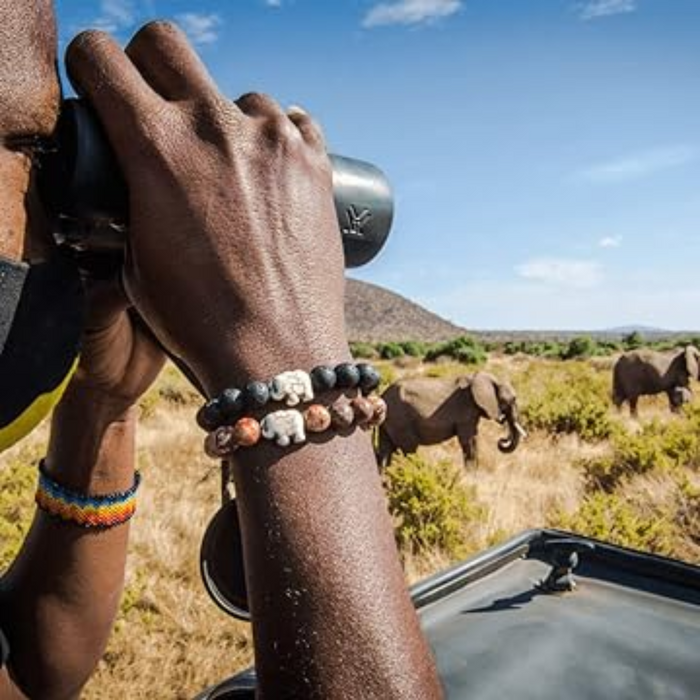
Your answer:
[351,396,375,426]
[204,426,235,458]
[232,416,261,447]
[329,398,355,429]
[367,395,388,426]
[304,404,332,433]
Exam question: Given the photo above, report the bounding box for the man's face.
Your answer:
[0,0,59,262]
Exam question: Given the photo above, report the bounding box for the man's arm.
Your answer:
[65,23,443,698]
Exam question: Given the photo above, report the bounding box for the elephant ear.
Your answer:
[685,346,700,381]
[470,373,501,421]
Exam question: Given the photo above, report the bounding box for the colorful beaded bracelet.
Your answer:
[35,461,141,529]
[204,394,387,458]
[196,362,382,432]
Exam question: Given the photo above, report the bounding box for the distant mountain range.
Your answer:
[344,280,698,342]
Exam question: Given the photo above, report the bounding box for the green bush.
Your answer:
[424,335,487,365]
[378,342,405,360]
[622,331,644,350]
[550,492,676,556]
[400,340,428,357]
[561,335,597,360]
[583,416,700,491]
[520,363,615,441]
[383,453,486,558]
[350,341,379,359]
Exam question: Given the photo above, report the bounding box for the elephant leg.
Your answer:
[375,428,395,470]
[457,426,478,469]
[629,396,639,418]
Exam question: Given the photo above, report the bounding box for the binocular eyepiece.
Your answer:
[39,99,393,268]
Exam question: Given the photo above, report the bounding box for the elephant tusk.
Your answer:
[515,422,527,439]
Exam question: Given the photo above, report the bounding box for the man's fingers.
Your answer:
[287,105,326,150]
[65,30,161,152]
[126,21,219,102]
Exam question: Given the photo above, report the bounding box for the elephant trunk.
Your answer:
[497,410,527,454]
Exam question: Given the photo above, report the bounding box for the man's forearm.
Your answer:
[216,332,442,699]
[0,386,136,699]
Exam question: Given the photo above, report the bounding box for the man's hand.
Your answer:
[72,277,166,417]
[65,22,347,397]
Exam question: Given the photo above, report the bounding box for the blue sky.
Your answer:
[54,1,700,331]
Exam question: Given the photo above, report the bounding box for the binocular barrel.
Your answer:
[40,99,393,268]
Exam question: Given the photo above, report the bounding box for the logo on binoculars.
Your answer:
[342,205,372,238]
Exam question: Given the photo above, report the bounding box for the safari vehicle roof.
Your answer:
[195,528,700,699]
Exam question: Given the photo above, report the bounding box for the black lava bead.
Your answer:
[244,380,270,409]
[218,387,245,420]
[357,363,381,394]
[196,399,224,431]
[311,365,337,392]
[334,362,361,389]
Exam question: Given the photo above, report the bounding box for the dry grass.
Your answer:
[1,355,699,698]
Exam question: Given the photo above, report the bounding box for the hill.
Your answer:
[345,278,466,342]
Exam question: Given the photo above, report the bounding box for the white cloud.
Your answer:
[599,235,622,248]
[93,0,136,32]
[578,145,697,184]
[175,12,222,45]
[264,0,282,6]
[363,0,461,28]
[515,258,603,288]
[578,0,637,21]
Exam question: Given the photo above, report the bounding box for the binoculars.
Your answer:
[39,99,394,268]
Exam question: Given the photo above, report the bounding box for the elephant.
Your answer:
[612,345,700,417]
[260,409,306,447]
[375,371,526,469]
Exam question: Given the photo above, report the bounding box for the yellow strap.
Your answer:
[0,356,79,452]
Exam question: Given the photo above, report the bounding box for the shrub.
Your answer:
[378,342,405,360]
[520,363,615,441]
[0,446,40,570]
[400,340,428,357]
[622,331,644,350]
[424,335,487,365]
[503,340,564,358]
[383,453,486,558]
[583,416,700,492]
[675,478,700,546]
[550,492,677,556]
[350,342,378,359]
[561,335,597,360]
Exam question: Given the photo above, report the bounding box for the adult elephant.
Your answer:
[612,345,700,417]
[376,371,526,469]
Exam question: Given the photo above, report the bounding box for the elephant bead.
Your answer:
[269,370,314,407]
[260,409,306,447]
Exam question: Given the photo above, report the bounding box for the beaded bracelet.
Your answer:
[35,460,141,529]
[204,394,387,458]
[196,362,382,432]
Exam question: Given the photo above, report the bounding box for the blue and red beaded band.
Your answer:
[35,460,141,529]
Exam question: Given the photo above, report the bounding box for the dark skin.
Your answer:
[63,23,442,698]
[0,10,442,700]
[0,3,165,698]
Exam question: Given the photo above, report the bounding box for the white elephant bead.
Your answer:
[261,409,306,447]
[269,370,314,407]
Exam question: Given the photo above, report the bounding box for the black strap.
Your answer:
[0,257,28,355]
